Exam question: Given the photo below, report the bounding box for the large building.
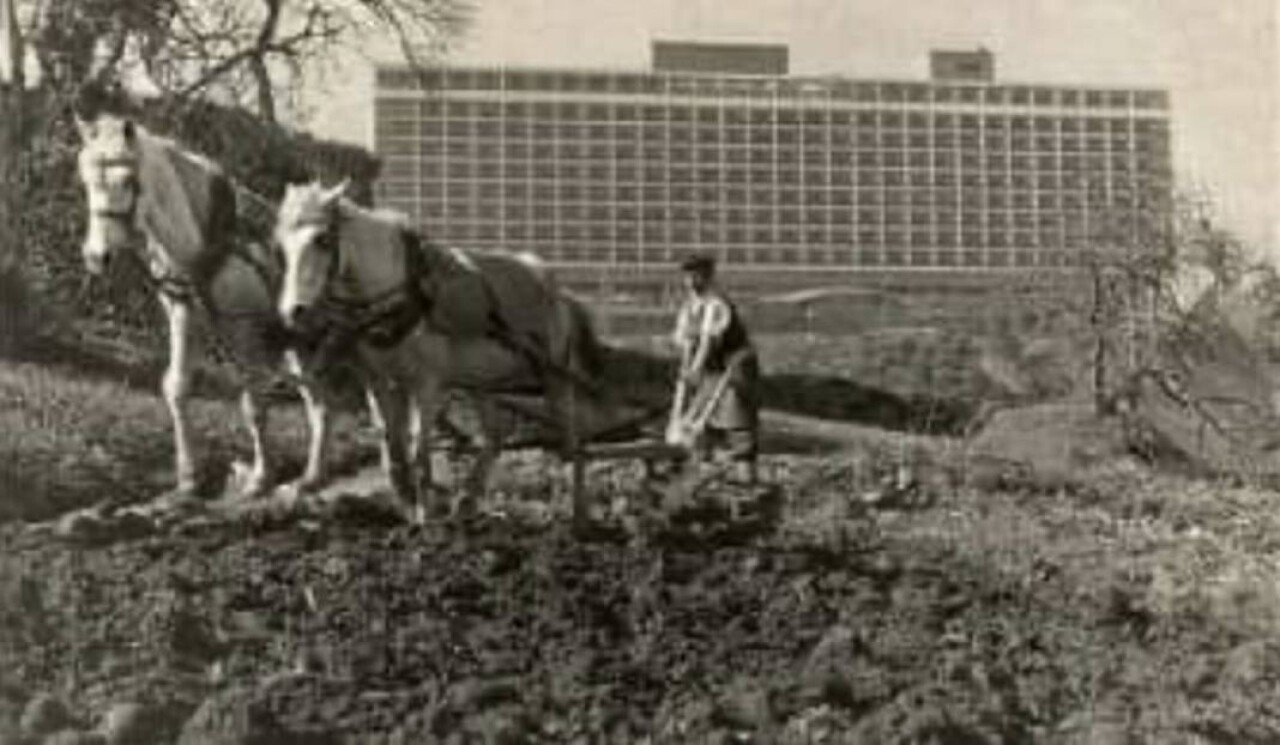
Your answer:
[372,41,1172,297]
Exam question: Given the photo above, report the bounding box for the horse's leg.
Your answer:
[558,311,591,530]
[528,311,586,529]
[366,377,417,520]
[159,294,199,495]
[365,386,393,476]
[407,393,424,487]
[411,393,467,520]
[561,302,598,528]
[568,391,586,532]
[545,372,588,530]
[408,372,449,523]
[237,385,275,497]
[460,394,502,513]
[286,350,331,494]
[232,331,297,498]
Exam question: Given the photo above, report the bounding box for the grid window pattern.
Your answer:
[374,65,1172,271]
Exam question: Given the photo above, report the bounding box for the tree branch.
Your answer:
[31,0,471,113]
[248,0,282,121]
[174,47,259,98]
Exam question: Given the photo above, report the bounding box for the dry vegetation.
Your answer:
[2,324,1279,744]
[0,331,376,523]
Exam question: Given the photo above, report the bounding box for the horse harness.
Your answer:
[114,175,306,390]
[92,154,275,309]
[87,152,192,298]
[300,211,437,355]
[302,213,679,428]
[304,214,572,385]
[87,155,142,227]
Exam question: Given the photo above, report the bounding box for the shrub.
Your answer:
[0,262,28,357]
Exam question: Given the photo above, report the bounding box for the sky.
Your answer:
[300,0,1278,253]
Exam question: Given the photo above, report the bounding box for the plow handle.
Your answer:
[665,349,743,449]
[665,343,693,445]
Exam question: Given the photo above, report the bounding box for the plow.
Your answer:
[423,336,753,526]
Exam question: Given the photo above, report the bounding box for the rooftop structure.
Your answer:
[373,42,1172,297]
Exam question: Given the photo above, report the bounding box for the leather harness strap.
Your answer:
[307,217,431,352]
[307,221,667,419]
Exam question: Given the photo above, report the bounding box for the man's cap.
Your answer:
[678,253,716,273]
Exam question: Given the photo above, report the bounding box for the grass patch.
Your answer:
[0,358,374,523]
[0,360,177,521]
[0,326,993,524]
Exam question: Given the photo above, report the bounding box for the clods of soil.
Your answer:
[3,451,1278,743]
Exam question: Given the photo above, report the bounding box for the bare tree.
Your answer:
[23,0,471,122]
[985,182,1191,416]
[1007,183,1280,423]
[1,0,29,352]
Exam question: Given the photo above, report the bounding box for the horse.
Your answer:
[273,180,619,526]
[74,106,335,500]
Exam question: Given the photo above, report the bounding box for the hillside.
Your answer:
[1,329,1279,742]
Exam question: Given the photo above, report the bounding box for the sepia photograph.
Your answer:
[0,0,1277,742]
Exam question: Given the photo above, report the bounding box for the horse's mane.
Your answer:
[132,121,224,178]
[369,205,413,225]
[130,117,277,225]
[321,188,608,379]
[327,198,419,256]
[331,198,411,228]
[116,118,254,273]
[324,195,575,308]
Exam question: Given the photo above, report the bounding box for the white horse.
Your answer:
[75,107,334,498]
[274,180,619,526]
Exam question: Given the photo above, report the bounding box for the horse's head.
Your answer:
[275,179,350,330]
[75,112,144,275]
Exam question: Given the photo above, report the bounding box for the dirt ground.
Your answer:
[2,415,1280,744]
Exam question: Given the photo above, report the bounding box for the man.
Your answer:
[670,253,761,486]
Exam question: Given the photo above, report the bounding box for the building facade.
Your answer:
[372,42,1172,296]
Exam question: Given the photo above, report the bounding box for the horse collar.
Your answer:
[317,210,347,290]
[311,219,430,350]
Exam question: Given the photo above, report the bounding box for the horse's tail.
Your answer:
[563,294,609,382]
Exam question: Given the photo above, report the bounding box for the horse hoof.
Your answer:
[273,482,308,511]
[281,476,324,501]
[156,487,203,514]
[244,481,273,500]
[173,474,200,499]
[228,461,274,499]
[239,479,273,500]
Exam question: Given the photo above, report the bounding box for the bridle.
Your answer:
[293,209,349,305]
[87,154,141,229]
[288,206,432,351]
[83,150,198,300]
